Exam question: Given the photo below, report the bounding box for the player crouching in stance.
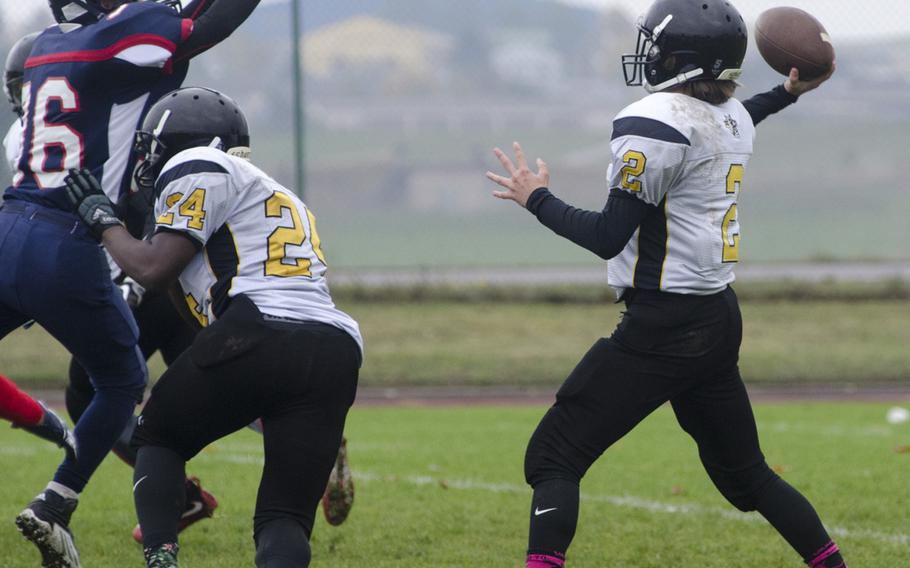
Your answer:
[65,88,363,568]
[487,1,845,567]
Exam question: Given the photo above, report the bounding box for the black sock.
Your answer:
[527,478,579,564]
[254,518,311,568]
[754,477,846,567]
[134,446,186,548]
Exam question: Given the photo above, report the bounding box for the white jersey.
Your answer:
[606,92,755,296]
[153,146,363,355]
[3,119,23,173]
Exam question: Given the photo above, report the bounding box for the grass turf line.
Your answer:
[1,404,908,566]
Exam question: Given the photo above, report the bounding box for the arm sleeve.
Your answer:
[527,187,657,260]
[175,0,261,61]
[742,84,798,126]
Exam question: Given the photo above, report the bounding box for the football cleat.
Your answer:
[132,477,218,543]
[322,436,354,526]
[144,542,179,568]
[16,489,82,568]
[14,402,78,461]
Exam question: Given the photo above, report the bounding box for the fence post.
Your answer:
[291,0,305,199]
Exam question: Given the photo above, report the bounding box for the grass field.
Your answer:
[1,403,908,566]
[3,296,910,387]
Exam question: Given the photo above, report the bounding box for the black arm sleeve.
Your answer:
[526,187,657,260]
[742,84,798,126]
[175,0,261,61]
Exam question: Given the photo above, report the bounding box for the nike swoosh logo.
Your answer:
[182,500,204,519]
[133,475,148,493]
[534,507,558,516]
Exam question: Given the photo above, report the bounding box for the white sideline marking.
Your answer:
[200,451,909,547]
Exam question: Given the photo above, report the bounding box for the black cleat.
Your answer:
[15,489,81,568]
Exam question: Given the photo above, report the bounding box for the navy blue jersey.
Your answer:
[5,2,193,210]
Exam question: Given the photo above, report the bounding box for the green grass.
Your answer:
[3,297,910,387]
[1,404,908,566]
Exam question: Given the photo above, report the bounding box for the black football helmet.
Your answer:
[4,32,40,118]
[48,0,135,25]
[622,0,748,92]
[134,87,250,196]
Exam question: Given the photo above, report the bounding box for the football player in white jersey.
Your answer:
[64,87,362,568]
[487,1,845,567]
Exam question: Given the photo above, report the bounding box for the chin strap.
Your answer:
[645,68,705,93]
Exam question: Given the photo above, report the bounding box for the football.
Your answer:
[755,7,835,80]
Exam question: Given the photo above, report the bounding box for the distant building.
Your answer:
[302,16,454,90]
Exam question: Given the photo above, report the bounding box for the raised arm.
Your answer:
[175,0,262,61]
[743,65,836,126]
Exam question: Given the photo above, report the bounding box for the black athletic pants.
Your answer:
[132,295,360,542]
[525,286,776,509]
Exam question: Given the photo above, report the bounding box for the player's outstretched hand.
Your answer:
[64,168,123,241]
[784,62,835,97]
[486,142,549,209]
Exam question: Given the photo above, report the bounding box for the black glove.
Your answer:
[64,168,123,241]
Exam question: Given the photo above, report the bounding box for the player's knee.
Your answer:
[254,518,311,568]
[705,460,778,512]
[524,426,581,487]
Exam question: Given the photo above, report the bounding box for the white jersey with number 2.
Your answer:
[606,92,756,296]
[153,146,363,355]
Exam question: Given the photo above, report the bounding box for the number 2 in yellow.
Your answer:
[620,150,647,192]
[265,192,326,278]
[722,164,744,263]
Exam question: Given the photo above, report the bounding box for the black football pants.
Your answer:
[132,295,360,553]
[525,286,778,511]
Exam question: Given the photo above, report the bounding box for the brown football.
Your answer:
[755,7,835,80]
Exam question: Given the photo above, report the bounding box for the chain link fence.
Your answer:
[1,0,908,269]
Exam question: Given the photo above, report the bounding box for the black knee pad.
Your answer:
[254,518,311,568]
[705,460,778,512]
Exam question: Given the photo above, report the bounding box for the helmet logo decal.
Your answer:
[227,146,252,161]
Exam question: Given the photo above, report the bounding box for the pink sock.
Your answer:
[527,553,565,567]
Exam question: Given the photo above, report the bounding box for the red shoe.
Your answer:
[132,476,218,544]
[322,437,354,526]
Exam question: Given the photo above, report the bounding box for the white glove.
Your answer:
[120,276,146,308]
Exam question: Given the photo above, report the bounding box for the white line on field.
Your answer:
[201,451,909,547]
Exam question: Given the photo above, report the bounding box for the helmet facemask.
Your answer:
[5,73,24,117]
[132,108,173,205]
[622,15,673,89]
